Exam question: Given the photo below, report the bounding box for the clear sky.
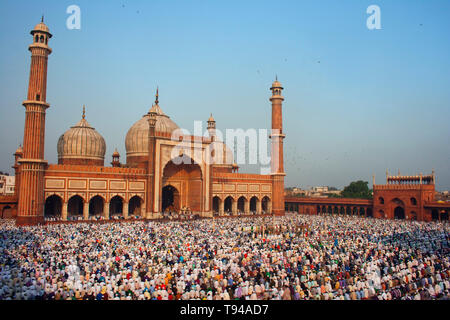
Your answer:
[0,0,449,190]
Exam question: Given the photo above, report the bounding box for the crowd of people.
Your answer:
[0,214,449,300]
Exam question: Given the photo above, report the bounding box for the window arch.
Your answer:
[410,197,417,206]
[379,197,384,204]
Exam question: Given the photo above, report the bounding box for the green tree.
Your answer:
[340,180,372,199]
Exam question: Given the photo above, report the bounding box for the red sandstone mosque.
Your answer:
[4,20,286,225]
[0,20,449,224]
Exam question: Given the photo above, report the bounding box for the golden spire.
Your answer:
[82,105,86,119]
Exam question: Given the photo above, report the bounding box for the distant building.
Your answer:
[0,174,15,195]
[313,186,329,193]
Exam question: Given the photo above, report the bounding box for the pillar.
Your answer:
[244,199,250,215]
[62,201,68,221]
[123,202,129,219]
[104,201,110,220]
[232,199,237,216]
[256,199,262,215]
[83,201,89,220]
[219,199,224,216]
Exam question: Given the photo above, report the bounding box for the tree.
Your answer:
[339,180,372,199]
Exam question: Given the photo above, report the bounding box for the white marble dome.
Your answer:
[57,113,106,163]
[125,103,180,158]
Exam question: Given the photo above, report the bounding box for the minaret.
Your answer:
[146,89,158,218]
[207,114,216,141]
[111,149,121,167]
[16,19,52,226]
[270,77,286,216]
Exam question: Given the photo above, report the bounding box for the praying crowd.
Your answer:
[0,214,449,300]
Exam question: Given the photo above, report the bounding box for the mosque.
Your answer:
[2,20,449,225]
[10,20,286,225]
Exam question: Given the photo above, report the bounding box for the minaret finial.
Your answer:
[82,105,86,119]
[276,74,278,81]
[155,87,159,105]
[41,15,44,23]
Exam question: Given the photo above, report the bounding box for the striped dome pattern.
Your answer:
[125,104,179,157]
[57,116,106,162]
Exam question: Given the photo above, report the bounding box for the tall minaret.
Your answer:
[146,89,158,218]
[270,77,286,216]
[16,19,52,226]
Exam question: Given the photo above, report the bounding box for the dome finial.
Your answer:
[82,105,86,119]
[41,15,44,23]
[155,87,159,105]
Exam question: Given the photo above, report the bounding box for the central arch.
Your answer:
[162,185,180,213]
[162,157,203,213]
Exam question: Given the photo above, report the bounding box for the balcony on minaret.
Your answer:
[29,19,52,51]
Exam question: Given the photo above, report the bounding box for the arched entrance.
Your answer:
[129,196,143,217]
[432,209,439,221]
[44,195,62,218]
[224,196,234,214]
[1,206,12,219]
[440,210,448,221]
[394,206,405,220]
[162,157,203,213]
[89,196,104,217]
[162,185,180,213]
[250,197,258,214]
[109,196,123,218]
[262,196,271,214]
[237,196,246,214]
[359,207,365,216]
[68,195,84,218]
[212,196,221,214]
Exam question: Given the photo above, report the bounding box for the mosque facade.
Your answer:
[11,21,285,226]
[2,20,449,224]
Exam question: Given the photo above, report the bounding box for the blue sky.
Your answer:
[0,0,449,190]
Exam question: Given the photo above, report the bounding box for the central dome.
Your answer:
[125,99,179,163]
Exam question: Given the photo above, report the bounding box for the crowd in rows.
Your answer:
[0,214,449,300]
